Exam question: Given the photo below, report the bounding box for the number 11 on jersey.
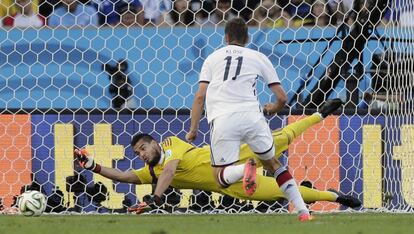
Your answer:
[223,56,244,81]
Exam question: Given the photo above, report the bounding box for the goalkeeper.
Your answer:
[75,99,361,211]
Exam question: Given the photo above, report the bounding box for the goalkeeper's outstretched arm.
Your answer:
[74,149,141,184]
[153,159,180,198]
[99,167,141,184]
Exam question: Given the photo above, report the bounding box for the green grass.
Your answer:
[1,213,413,234]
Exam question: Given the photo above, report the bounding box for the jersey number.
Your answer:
[223,56,243,81]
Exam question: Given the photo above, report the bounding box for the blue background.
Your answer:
[1,27,405,109]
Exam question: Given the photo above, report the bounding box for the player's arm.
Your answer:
[130,159,180,213]
[186,82,208,142]
[99,167,141,184]
[74,149,142,184]
[153,159,180,198]
[187,57,211,142]
[264,84,287,115]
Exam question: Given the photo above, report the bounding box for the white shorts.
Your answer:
[210,111,275,167]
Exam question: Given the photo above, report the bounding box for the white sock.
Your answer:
[274,168,309,214]
[280,179,309,214]
[222,164,245,184]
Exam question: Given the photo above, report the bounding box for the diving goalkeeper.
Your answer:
[75,99,361,212]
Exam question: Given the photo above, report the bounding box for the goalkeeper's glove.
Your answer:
[74,149,101,173]
[143,194,163,206]
[127,194,162,214]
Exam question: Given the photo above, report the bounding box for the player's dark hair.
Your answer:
[225,17,248,46]
[130,133,155,147]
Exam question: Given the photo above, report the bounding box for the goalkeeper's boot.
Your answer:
[243,158,257,196]
[328,189,362,208]
[319,98,343,118]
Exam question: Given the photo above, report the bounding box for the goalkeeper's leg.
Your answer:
[240,103,337,165]
[273,98,343,158]
[273,114,322,158]
[223,175,361,208]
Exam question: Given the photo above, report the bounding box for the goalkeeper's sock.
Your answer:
[221,164,245,185]
[274,167,309,214]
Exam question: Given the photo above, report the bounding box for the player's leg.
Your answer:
[222,176,361,208]
[224,176,335,202]
[272,114,322,157]
[299,182,361,207]
[273,98,343,157]
[246,114,311,221]
[210,114,255,192]
[261,157,312,220]
[210,136,243,188]
[237,114,325,165]
[237,99,344,164]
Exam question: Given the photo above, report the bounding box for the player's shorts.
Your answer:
[210,111,275,167]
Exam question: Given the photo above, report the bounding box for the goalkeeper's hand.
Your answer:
[74,149,101,173]
[128,194,162,214]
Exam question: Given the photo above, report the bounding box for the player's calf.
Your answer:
[215,163,249,188]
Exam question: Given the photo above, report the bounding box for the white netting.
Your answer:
[382,0,414,212]
[0,0,412,214]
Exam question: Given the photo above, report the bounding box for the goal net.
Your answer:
[0,0,412,214]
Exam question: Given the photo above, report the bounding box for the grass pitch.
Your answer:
[1,213,413,234]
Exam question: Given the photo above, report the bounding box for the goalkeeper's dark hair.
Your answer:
[225,17,249,46]
[131,133,155,147]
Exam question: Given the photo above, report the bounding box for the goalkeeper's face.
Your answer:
[133,139,161,167]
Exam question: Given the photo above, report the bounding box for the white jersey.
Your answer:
[199,45,281,123]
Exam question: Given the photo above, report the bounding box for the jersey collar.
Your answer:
[228,43,244,47]
[158,144,166,165]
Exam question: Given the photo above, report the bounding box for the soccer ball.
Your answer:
[18,190,46,217]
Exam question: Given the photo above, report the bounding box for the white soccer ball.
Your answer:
[18,190,46,217]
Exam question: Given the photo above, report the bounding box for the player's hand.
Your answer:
[185,129,198,142]
[74,149,101,173]
[263,103,278,115]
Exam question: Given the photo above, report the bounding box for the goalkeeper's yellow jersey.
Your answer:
[133,136,221,192]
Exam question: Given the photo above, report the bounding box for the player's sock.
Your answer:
[274,167,309,214]
[222,164,245,185]
[298,186,338,203]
